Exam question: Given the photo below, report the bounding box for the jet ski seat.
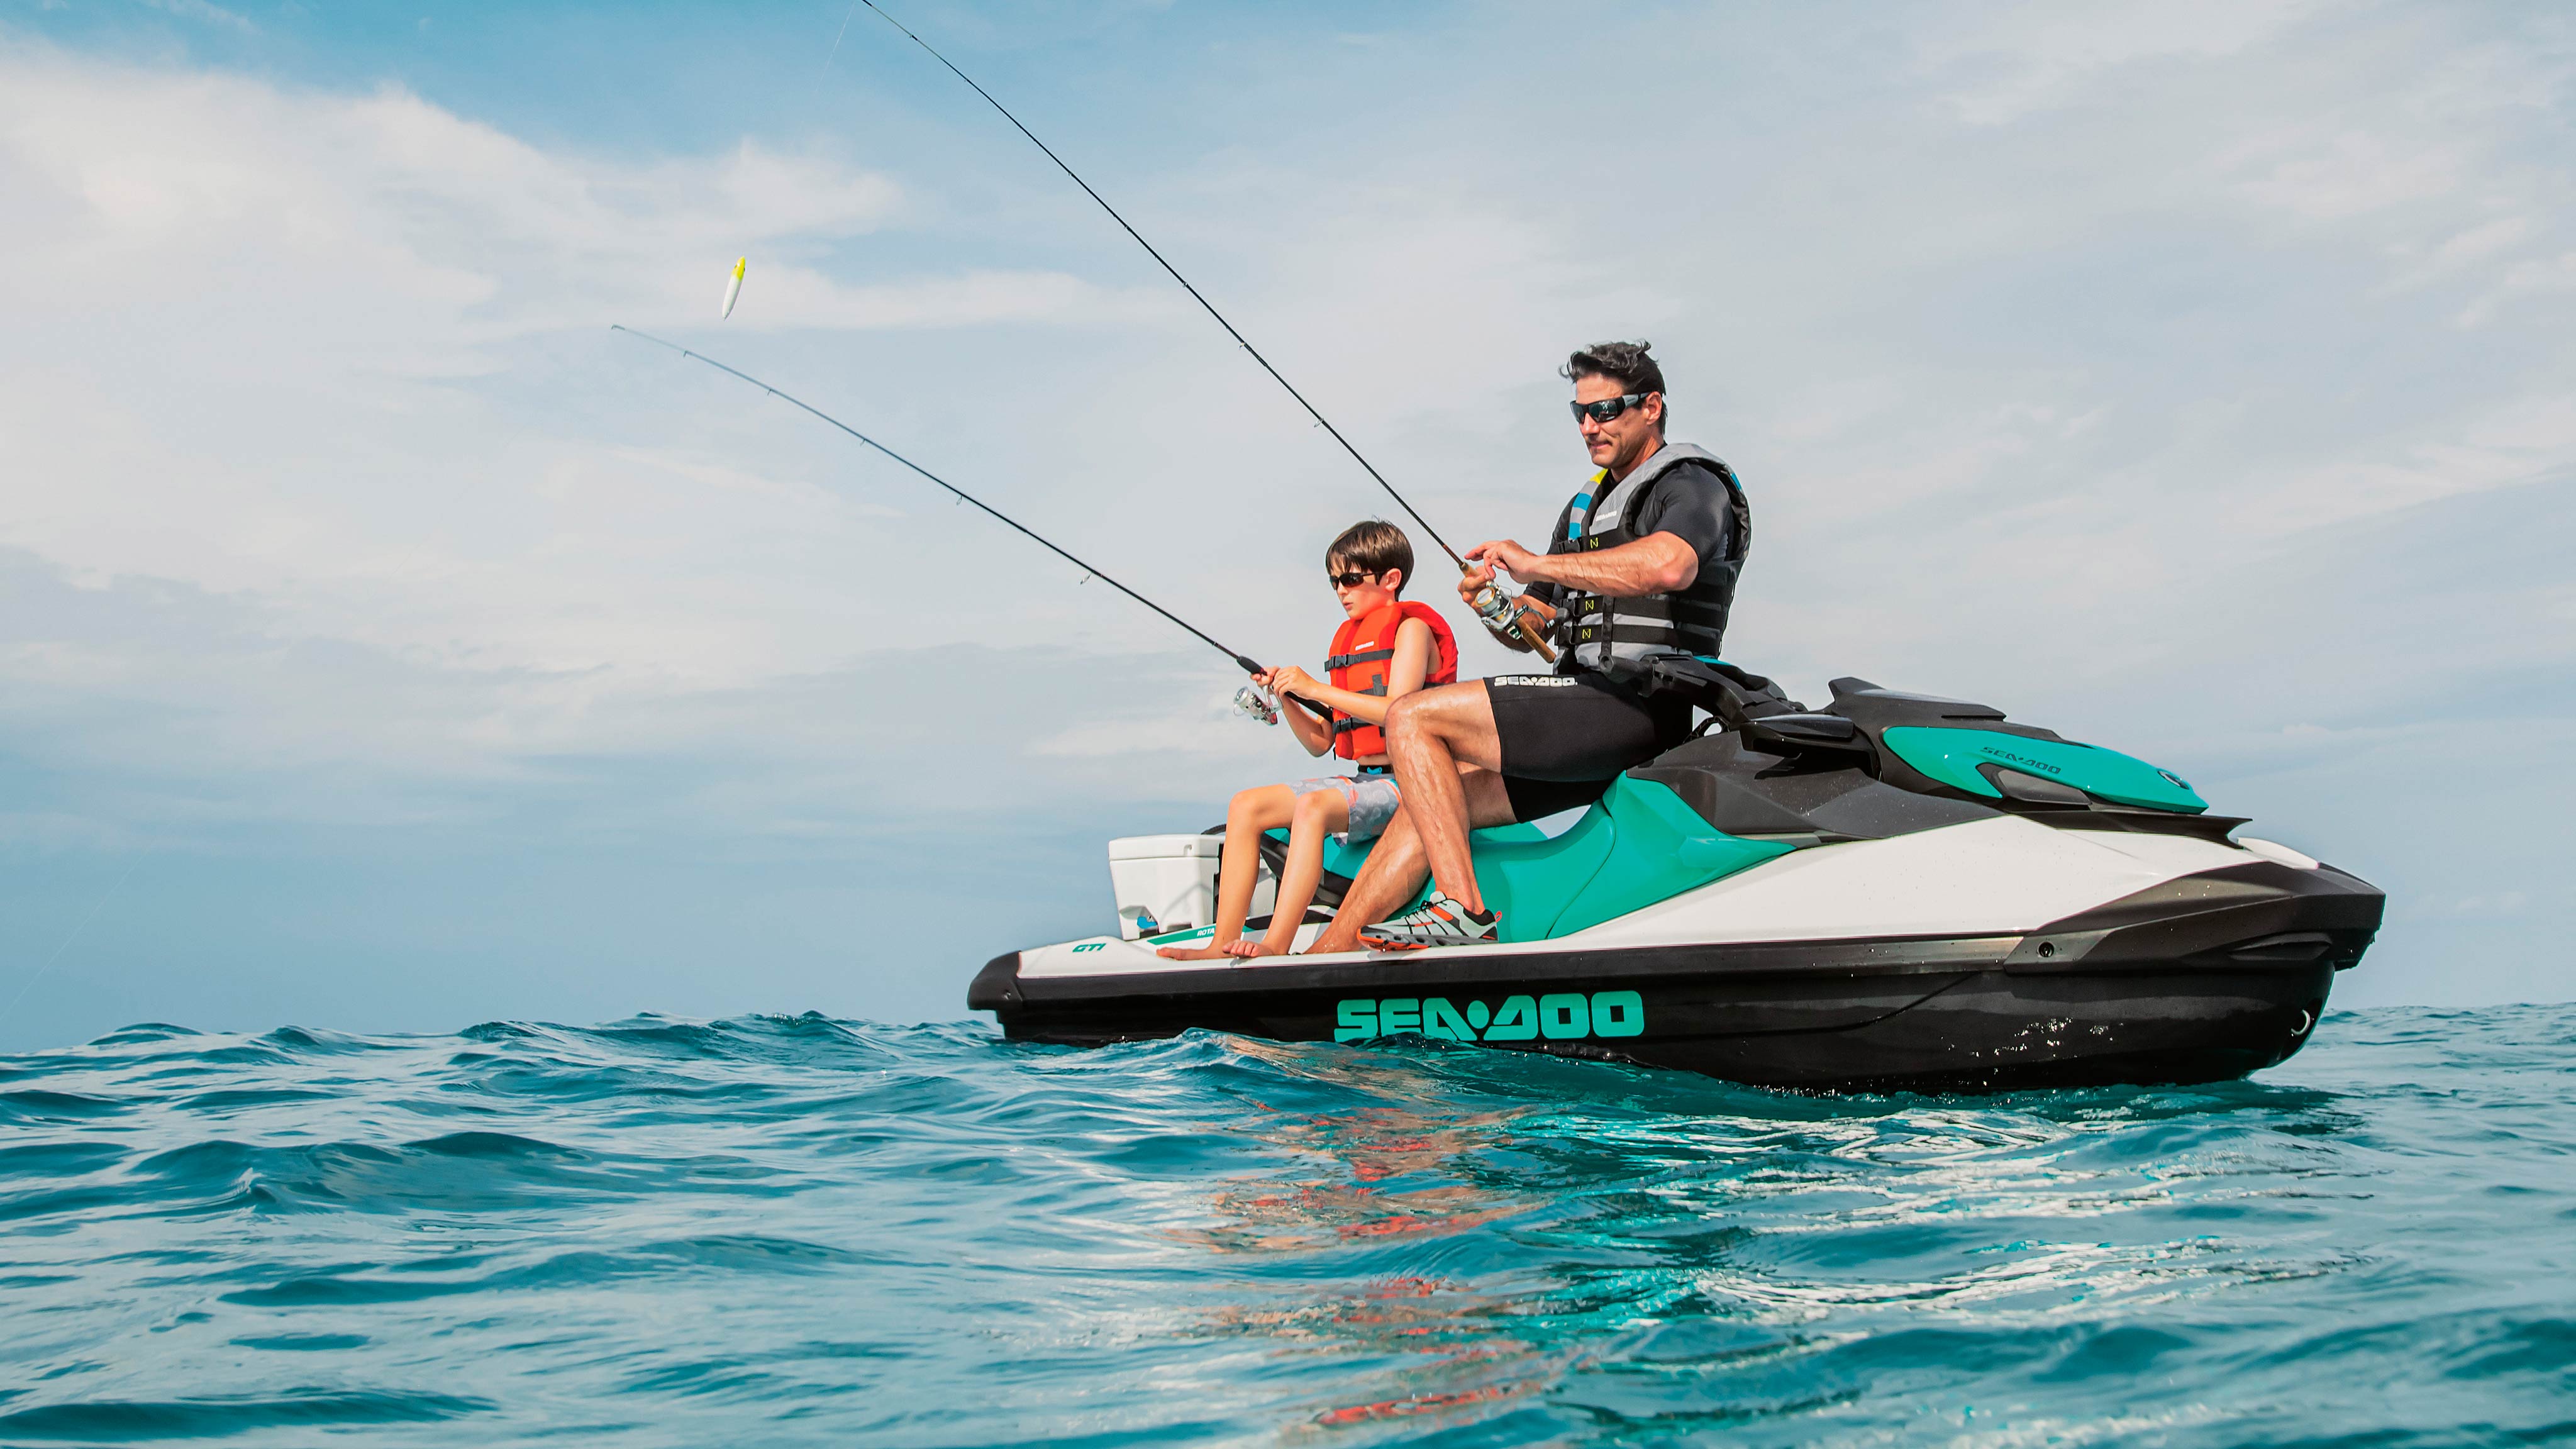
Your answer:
[1635,675,2226,842]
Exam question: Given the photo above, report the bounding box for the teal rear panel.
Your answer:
[1881,727,2207,814]
[1548,776,1795,937]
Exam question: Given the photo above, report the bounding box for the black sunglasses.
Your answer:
[1327,569,1385,588]
[1570,393,1652,424]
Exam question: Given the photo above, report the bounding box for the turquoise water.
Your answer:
[3,1007,2572,1445]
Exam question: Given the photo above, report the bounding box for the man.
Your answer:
[1304,340,1750,950]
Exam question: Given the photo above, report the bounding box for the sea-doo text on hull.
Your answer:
[970,673,2384,1092]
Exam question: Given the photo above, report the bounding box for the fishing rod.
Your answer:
[855,5,1558,661]
[857,1,1455,565]
[612,325,1274,683]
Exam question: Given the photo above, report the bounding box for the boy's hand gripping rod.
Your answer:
[613,325,1297,718]
[857,1,1557,662]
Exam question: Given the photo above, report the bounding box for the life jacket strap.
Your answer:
[1572,623,1698,647]
[1321,647,1396,670]
[1575,595,1731,628]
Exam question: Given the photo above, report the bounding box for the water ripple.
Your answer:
[0,1006,2569,1444]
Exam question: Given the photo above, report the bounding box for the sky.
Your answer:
[1,0,2571,1048]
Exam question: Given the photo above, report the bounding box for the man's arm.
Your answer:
[1464,532,1697,600]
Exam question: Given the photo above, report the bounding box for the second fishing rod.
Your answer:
[855,1,1557,662]
[613,325,1304,725]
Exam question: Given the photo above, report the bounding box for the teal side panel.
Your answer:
[1547,777,1794,938]
[1320,832,1374,882]
[1468,806,1618,943]
[1881,727,2208,814]
[1269,787,1768,943]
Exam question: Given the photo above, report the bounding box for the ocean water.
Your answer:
[2,1007,2571,1446]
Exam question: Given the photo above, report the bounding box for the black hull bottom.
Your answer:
[977,958,2337,1094]
[970,860,2381,1094]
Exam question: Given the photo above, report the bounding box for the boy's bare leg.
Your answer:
[1230,789,1348,958]
[1304,769,1517,954]
[1160,784,1294,960]
[1382,683,1507,913]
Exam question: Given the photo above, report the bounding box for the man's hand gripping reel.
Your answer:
[1472,582,1558,663]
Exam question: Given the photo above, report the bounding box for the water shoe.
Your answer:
[1360,892,1500,949]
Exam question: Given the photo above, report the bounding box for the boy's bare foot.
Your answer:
[1223,938,1287,959]
[1155,944,1235,960]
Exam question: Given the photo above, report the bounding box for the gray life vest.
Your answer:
[1553,443,1752,677]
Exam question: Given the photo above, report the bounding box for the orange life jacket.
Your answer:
[1324,601,1459,760]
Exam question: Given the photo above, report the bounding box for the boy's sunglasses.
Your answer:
[1570,393,1652,424]
[1327,569,1385,588]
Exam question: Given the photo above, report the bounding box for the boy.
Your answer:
[1158,521,1458,960]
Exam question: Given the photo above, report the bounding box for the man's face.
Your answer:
[1573,372,1663,474]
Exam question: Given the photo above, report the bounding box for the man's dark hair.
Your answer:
[1326,520,1413,593]
[1564,340,1669,428]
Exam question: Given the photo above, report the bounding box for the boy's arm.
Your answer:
[1279,691,1336,756]
[1380,618,1435,704]
[1266,620,1433,729]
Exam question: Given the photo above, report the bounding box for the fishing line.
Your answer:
[819,0,860,77]
[4,858,136,1018]
[612,325,1267,675]
[855,0,1463,570]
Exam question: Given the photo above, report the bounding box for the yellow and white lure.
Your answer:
[721,257,746,319]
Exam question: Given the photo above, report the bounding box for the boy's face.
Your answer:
[1328,560,1404,619]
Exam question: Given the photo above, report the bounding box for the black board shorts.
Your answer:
[1486,670,1694,821]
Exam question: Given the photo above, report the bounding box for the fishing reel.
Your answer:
[1233,684,1280,726]
[1472,584,1559,662]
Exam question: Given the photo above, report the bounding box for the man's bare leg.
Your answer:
[1304,809,1425,955]
[1305,769,1519,954]
[1382,682,1507,913]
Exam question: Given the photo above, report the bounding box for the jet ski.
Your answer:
[968,670,2384,1092]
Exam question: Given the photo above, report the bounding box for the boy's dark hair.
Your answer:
[1563,340,1669,428]
[1326,520,1413,592]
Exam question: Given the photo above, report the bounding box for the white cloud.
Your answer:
[1921,0,2322,126]
[0,47,1184,718]
[5,7,2576,1017]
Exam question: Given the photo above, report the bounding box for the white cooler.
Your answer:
[1106,834,1274,941]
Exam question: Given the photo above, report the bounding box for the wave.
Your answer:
[0,1006,2567,1445]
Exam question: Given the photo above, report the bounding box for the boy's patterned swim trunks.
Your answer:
[1287,772,1403,844]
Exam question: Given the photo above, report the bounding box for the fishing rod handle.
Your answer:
[1470,577,1560,662]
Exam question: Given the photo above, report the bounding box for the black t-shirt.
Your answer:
[1529,456,1745,614]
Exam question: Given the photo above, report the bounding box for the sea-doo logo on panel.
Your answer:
[1335,991,1644,1043]
[1979,744,2063,776]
